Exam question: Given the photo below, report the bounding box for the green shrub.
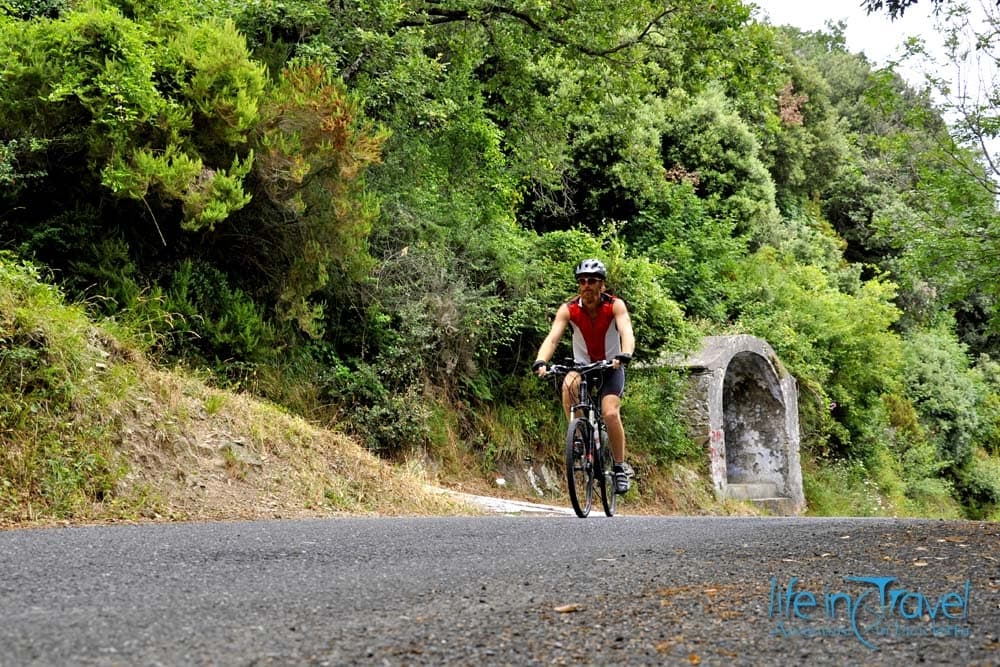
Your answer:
[348,388,431,458]
[902,322,982,469]
[1,5,264,229]
[904,477,962,518]
[802,457,888,517]
[953,449,1000,519]
[475,400,544,470]
[162,259,277,367]
[974,354,1000,456]
[624,193,744,322]
[623,367,700,466]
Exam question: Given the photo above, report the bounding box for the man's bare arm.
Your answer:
[613,299,635,367]
[533,304,570,374]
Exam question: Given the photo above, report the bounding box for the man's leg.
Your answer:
[562,372,581,421]
[602,392,630,494]
[601,393,625,464]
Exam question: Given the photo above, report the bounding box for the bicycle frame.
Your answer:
[545,360,616,517]
[567,367,605,443]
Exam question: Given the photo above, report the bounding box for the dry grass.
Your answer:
[108,367,473,523]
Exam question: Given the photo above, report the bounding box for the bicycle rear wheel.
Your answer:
[565,417,594,518]
[596,434,616,517]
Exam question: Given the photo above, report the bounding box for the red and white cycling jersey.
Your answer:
[567,293,622,363]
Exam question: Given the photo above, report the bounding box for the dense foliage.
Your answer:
[2,0,999,518]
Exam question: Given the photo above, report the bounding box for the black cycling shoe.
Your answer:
[613,464,629,494]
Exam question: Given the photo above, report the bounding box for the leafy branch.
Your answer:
[397,0,676,57]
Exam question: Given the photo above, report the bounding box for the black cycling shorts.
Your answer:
[566,364,625,399]
[598,365,625,399]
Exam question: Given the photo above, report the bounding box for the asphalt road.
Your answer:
[1,516,997,666]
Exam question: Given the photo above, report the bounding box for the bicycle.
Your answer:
[543,360,617,518]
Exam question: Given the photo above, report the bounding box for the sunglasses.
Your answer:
[577,277,602,286]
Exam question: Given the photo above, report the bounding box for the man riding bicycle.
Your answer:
[532,259,636,494]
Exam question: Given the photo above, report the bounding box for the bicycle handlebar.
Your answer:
[541,359,614,379]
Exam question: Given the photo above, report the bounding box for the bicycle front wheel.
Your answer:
[565,417,594,518]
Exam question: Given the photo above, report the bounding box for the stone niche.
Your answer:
[674,335,805,514]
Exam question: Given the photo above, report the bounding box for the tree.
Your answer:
[862,2,1000,340]
[861,0,979,19]
[251,64,388,335]
[924,1,1000,196]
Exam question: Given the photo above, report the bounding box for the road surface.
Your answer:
[1,516,997,665]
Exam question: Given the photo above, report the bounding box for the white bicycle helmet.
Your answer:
[574,258,607,279]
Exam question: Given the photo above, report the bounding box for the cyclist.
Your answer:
[532,258,635,494]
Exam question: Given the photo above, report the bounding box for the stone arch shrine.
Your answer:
[675,335,806,515]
